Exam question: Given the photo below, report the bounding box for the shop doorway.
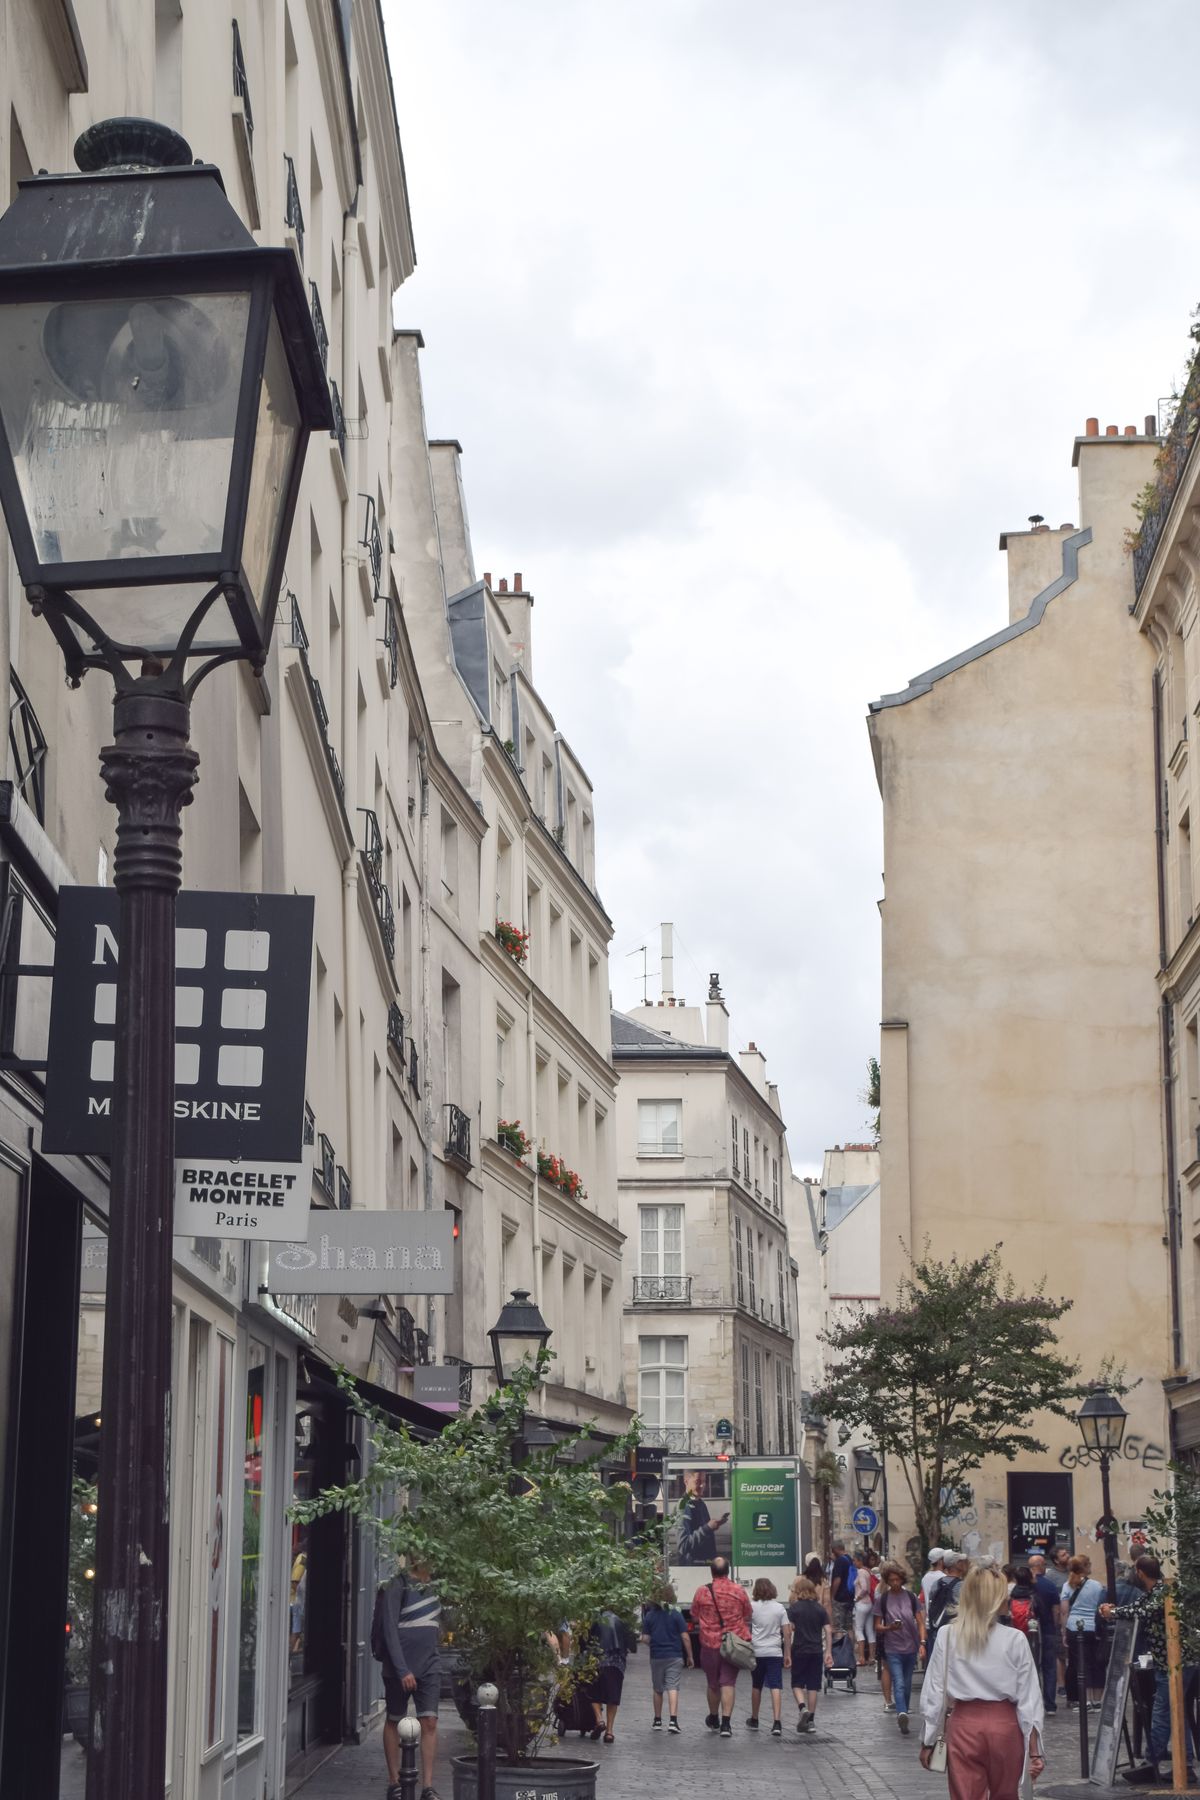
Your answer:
[285,1388,347,1777]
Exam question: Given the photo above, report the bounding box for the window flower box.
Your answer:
[536,1150,587,1201]
[494,918,529,964]
[496,1120,531,1159]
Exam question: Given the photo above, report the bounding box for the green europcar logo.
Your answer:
[753,1511,773,1532]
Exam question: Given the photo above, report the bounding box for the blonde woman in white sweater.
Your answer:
[919,1565,1045,1799]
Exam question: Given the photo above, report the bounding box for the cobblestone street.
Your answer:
[292,1665,1180,1800]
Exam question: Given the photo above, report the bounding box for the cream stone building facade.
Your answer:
[612,971,800,1466]
[388,333,630,1443]
[0,3,497,1796]
[867,425,1172,1561]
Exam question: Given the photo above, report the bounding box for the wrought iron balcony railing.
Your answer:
[284,153,304,261]
[397,1307,416,1364]
[8,671,47,825]
[232,20,254,144]
[444,1102,471,1168]
[444,1355,474,1404]
[1135,367,1200,595]
[407,1037,419,1095]
[361,496,383,599]
[387,1003,405,1058]
[330,378,347,460]
[415,1328,431,1367]
[380,593,400,689]
[357,809,395,959]
[638,1426,693,1452]
[310,280,328,373]
[632,1275,692,1304]
[303,1102,315,1146]
[317,1132,335,1196]
[287,590,309,653]
[337,1165,351,1211]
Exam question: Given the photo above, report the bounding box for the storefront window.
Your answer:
[237,1342,267,1739]
[289,1409,315,1687]
[62,1216,107,1793]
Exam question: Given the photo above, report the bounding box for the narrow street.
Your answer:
[293,1667,1156,1800]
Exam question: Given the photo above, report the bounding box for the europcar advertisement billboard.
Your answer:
[665,1457,800,1605]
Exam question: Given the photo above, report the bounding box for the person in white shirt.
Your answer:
[919,1564,1045,1799]
[920,1547,947,1619]
[747,1578,793,1736]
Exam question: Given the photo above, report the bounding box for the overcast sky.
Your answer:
[383,0,1199,1173]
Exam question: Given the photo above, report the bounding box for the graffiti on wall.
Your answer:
[1057,1436,1165,1473]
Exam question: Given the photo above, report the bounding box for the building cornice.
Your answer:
[537,1181,626,1257]
[354,0,417,280]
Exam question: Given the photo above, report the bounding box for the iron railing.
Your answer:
[358,808,395,958]
[380,593,400,689]
[407,1037,419,1094]
[310,281,328,372]
[325,741,344,805]
[303,1102,315,1146]
[361,496,383,599]
[309,671,329,734]
[632,1274,691,1304]
[330,378,346,460]
[1135,365,1200,594]
[8,672,47,825]
[287,590,309,652]
[284,153,304,261]
[444,1103,471,1167]
[397,1307,417,1365]
[360,806,384,887]
[232,20,254,143]
[337,1165,351,1211]
[444,1355,474,1404]
[317,1132,335,1196]
[415,1328,431,1367]
[638,1426,693,1452]
[387,1003,405,1058]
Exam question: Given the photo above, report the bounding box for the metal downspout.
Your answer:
[1153,673,1185,1401]
[418,741,436,1349]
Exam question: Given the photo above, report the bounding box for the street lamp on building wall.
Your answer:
[1076,1388,1128,1604]
[488,1288,553,1386]
[0,117,330,1800]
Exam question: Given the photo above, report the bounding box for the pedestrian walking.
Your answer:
[919,1563,1046,1800]
[641,1583,693,1734]
[747,1578,792,1736]
[1061,1554,1105,1708]
[928,1552,969,1663]
[1026,1554,1061,1713]
[853,1550,877,1667]
[690,1555,752,1738]
[829,1539,854,1634]
[920,1547,948,1620]
[589,1607,638,1743]
[804,1554,831,1612]
[873,1563,925,1735]
[786,1575,832,1735]
[1100,1554,1198,1785]
[374,1560,443,1800]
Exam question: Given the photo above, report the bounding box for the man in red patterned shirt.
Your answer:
[691,1558,752,1738]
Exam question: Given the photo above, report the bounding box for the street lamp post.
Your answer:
[488,1288,553,1386]
[0,118,330,1800]
[853,1445,882,1549]
[1076,1388,1128,1606]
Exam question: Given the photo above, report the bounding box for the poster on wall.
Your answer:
[1006,1471,1074,1560]
[731,1465,799,1569]
[664,1460,732,1604]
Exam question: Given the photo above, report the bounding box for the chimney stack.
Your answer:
[661,922,674,1000]
[706,972,729,1051]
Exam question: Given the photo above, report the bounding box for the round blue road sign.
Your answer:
[852,1505,878,1535]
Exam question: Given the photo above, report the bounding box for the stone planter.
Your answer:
[451,1754,599,1800]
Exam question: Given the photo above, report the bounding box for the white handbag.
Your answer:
[928,1629,954,1774]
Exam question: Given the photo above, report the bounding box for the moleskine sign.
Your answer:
[174,1155,311,1239]
[264,1209,455,1294]
[43,887,313,1159]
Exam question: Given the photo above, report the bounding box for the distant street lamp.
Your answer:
[854,1445,882,1547]
[1076,1388,1128,1604]
[0,117,330,1800]
[488,1287,553,1386]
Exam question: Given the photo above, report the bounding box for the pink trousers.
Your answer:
[946,1699,1025,1800]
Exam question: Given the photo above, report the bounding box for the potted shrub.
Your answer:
[293,1356,654,1800]
[494,919,529,964]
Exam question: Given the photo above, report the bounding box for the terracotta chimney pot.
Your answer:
[1086,418,1099,436]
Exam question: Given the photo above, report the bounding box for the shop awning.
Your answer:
[299,1355,450,1440]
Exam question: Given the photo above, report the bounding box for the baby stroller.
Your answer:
[824,1630,858,1694]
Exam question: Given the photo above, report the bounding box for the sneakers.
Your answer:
[386,1787,402,1800]
[745,1716,759,1729]
[771,1720,782,1738]
[668,1716,681,1734]
[651,1718,663,1730]
[720,1718,733,1738]
[796,1706,811,1733]
[420,1789,440,1800]
[898,1712,910,1735]
[883,1701,896,1713]
[705,1712,719,1731]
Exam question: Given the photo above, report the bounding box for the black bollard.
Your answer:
[1073,1636,1090,1778]
[476,1683,499,1800]
[398,1716,421,1800]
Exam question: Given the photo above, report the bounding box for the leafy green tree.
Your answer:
[292,1355,657,1763]
[815,1248,1080,1556]
[1145,1462,1200,1662]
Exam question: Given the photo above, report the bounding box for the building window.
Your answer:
[639,1204,683,1276]
[638,1099,682,1155]
[772,1156,779,1210]
[740,1342,751,1442]
[775,1359,785,1453]
[495,1017,509,1128]
[638,1336,686,1434]
[734,1215,745,1305]
[784,1364,796,1454]
[777,1248,787,1334]
[747,1227,756,1311]
[753,1349,764,1454]
[743,1126,750,1181]
[731,1115,739,1175]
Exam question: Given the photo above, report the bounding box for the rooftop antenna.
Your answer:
[626,944,649,1004]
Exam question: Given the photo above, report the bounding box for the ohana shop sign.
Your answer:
[264,1208,455,1295]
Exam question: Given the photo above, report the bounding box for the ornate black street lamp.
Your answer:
[853,1445,882,1548]
[488,1288,553,1386]
[0,118,330,1800]
[1076,1387,1128,1604]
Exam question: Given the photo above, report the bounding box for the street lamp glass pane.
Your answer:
[497,1337,544,1382]
[241,311,300,610]
[0,292,249,567]
[69,582,243,656]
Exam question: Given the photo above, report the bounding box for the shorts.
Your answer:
[791,1652,823,1692]
[383,1665,440,1721]
[854,1599,876,1642]
[651,1657,685,1694]
[832,1600,854,1634]
[751,1655,783,1691]
[700,1643,742,1690]
[592,1665,624,1706]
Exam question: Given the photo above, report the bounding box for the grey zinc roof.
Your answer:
[610,1010,725,1060]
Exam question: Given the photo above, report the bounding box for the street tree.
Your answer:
[815,1247,1079,1557]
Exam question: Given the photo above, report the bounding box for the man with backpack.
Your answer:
[373,1560,443,1800]
[925,1551,967,1661]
